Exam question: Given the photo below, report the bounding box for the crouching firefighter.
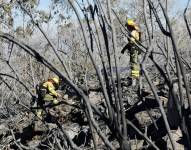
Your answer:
[36,77,61,119]
[121,19,141,86]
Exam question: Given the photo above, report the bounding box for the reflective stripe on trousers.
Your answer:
[130,45,140,78]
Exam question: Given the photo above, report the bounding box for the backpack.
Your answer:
[38,80,47,99]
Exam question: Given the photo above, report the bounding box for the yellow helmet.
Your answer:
[52,77,59,85]
[127,19,139,30]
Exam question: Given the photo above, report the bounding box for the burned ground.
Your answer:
[0,0,191,150]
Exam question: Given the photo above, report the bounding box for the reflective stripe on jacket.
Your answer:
[42,81,58,97]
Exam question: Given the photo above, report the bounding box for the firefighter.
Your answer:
[121,19,141,86]
[36,77,61,119]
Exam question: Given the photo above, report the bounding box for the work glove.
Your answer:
[36,110,43,120]
[53,99,59,104]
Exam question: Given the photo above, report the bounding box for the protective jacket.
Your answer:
[36,79,59,119]
[121,22,141,79]
[42,81,58,97]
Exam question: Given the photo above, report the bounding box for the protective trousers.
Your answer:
[130,45,140,79]
[36,93,58,119]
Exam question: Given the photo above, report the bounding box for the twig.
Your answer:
[126,119,159,150]
[10,129,23,150]
[107,1,130,149]
[184,0,191,40]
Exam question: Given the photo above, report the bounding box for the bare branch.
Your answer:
[184,0,191,40]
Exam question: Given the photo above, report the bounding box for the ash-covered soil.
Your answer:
[0,78,185,150]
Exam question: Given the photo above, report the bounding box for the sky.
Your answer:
[13,0,190,28]
[38,0,51,10]
[41,0,191,16]
[38,0,190,12]
[119,0,190,13]
[171,0,189,13]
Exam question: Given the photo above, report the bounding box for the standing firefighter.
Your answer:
[121,19,141,86]
[36,77,61,119]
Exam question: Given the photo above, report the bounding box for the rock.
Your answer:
[47,123,57,130]
[65,123,80,139]
[0,124,8,135]
[135,109,161,127]
[166,128,184,150]
[89,91,103,105]
[63,94,68,100]
[27,139,41,148]
[33,120,47,132]
[130,140,144,150]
